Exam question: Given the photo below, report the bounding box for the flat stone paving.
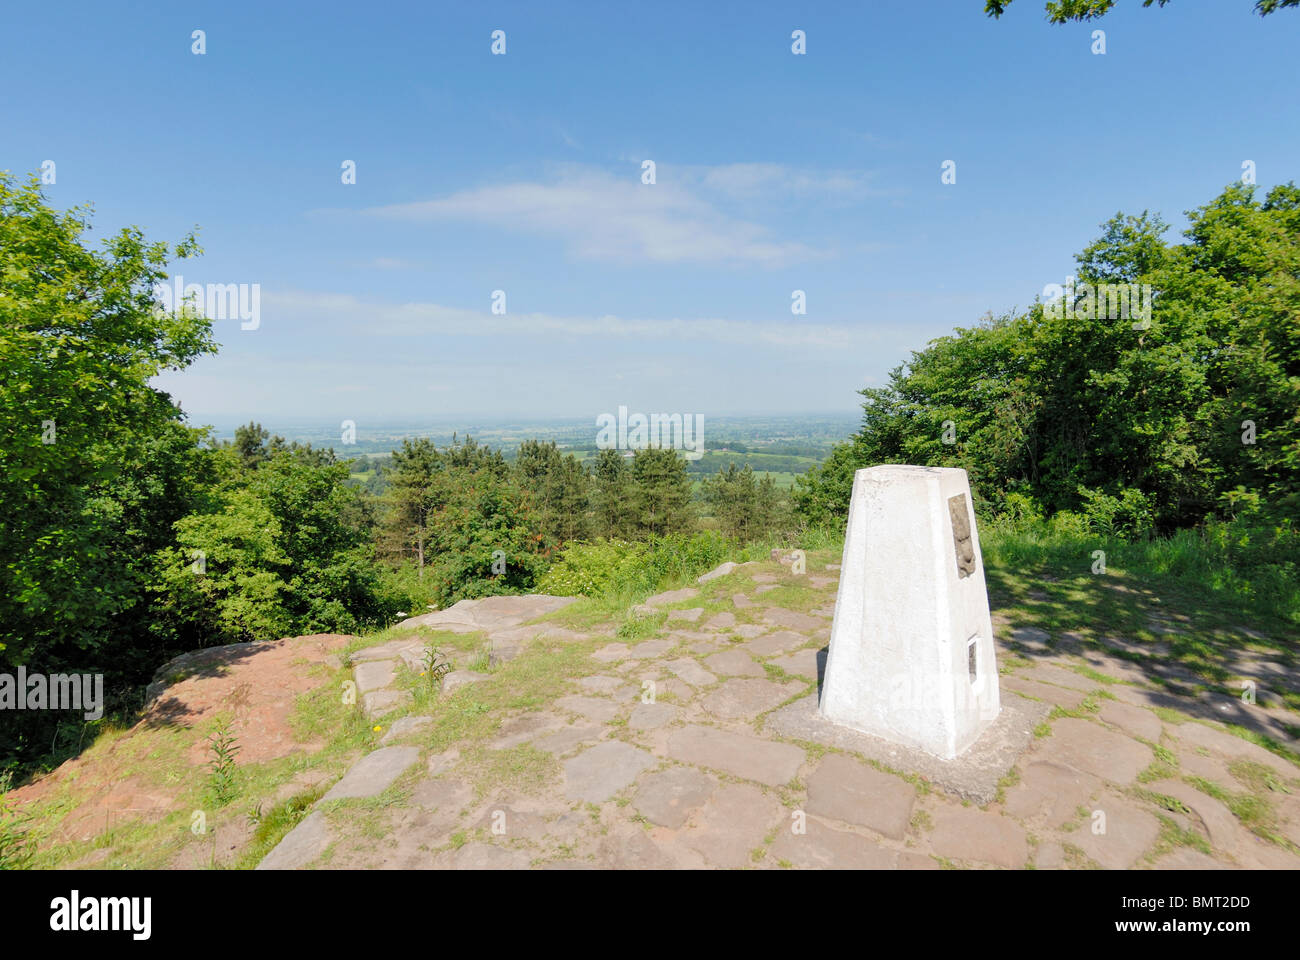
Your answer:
[261,568,1300,871]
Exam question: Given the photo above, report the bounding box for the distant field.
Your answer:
[313,413,855,494]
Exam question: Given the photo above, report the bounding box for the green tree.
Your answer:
[630,448,695,538]
[150,446,389,644]
[232,422,271,470]
[383,438,443,578]
[0,173,215,668]
[513,440,589,548]
[703,463,787,541]
[590,448,633,538]
[797,182,1300,535]
[984,0,1296,21]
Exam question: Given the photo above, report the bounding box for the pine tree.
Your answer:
[630,447,694,538]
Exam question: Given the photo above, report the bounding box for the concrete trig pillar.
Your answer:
[820,465,1000,759]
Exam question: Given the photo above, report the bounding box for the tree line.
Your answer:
[797,182,1299,539]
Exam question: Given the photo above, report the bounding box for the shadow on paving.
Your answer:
[983,558,1300,752]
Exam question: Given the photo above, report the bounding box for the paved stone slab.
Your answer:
[1278,795,1300,848]
[929,804,1029,868]
[1011,626,1052,653]
[1099,700,1163,742]
[732,594,753,610]
[534,724,603,756]
[629,702,680,730]
[410,777,473,815]
[591,642,630,663]
[1078,654,1155,687]
[632,767,715,828]
[742,631,807,657]
[698,562,738,583]
[771,819,898,869]
[1108,683,1195,713]
[668,607,704,623]
[1177,748,1236,786]
[704,612,737,630]
[488,711,562,750]
[471,806,552,842]
[732,624,766,638]
[257,811,332,870]
[702,678,800,721]
[609,683,640,703]
[442,670,489,695]
[766,689,1049,804]
[435,843,531,870]
[626,639,674,659]
[1149,779,1256,862]
[1044,718,1153,785]
[702,649,765,678]
[350,640,417,663]
[380,715,432,744]
[666,725,805,786]
[1173,721,1300,780]
[1003,761,1100,828]
[427,747,460,776]
[564,741,657,802]
[595,827,676,869]
[362,688,411,719]
[1149,848,1229,870]
[1072,796,1161,869]
[1019,663,1102,692]
[399,594,576,632]
[645,587,699,607]
[690,639,724,656]
[767,647,823,681]
[578,675,625,695]
[656,678,696,703]
[1034,841,1066,869]
[1002,675,1087,710]
[324,746,420,800]
[664,658,717,687]
[806,753,915,840]
[762,607,823,632]
[354,659,398,694]
[681,782,784,869]
[555,695,621,723]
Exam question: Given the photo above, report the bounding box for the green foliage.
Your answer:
[590,448,633,538]
[629,447,695,538]
[984,0,1296,22]
[535,539,653,597]
[702,463,791,541]
[206,718,240,807]
[537,531,735,600]
[149,445,392,645]
[421,644,453,685]
[797,182,1300,540]
[0,173,215,668]
[513,439,589,547]
[0,774,32,870]
[380,437,442,577]
[982,511,1299,625]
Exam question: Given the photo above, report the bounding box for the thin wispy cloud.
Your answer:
[263,289,870,348]
[688,163,884,200]
[363,168,834,266]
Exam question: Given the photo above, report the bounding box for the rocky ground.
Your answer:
[258,555,1300,870]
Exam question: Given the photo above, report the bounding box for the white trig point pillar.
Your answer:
[820,465,1000,760]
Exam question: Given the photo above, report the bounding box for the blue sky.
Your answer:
[3,0,1296,428]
